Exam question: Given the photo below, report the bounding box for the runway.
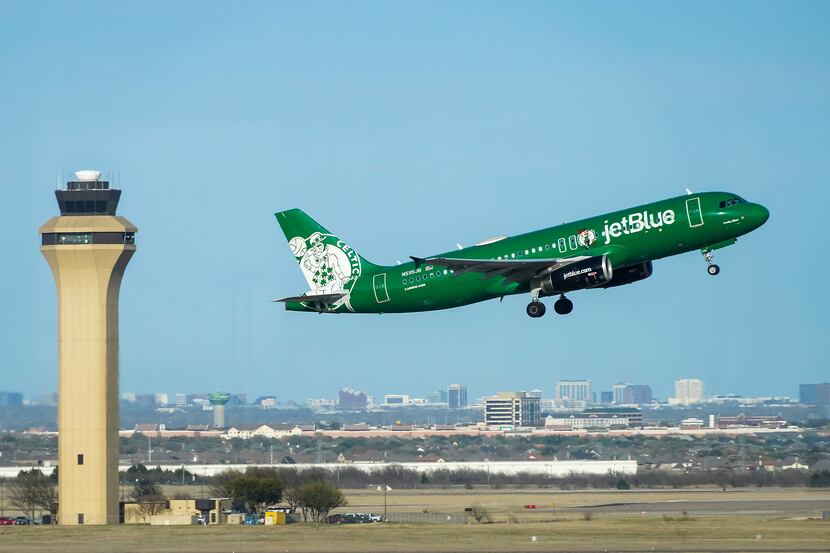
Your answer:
[563,497,830,516]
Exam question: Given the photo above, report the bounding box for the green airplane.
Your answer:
[275,192,768,318]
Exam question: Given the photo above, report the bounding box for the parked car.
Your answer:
[328,513,382,524]
[326,514,345,524]
[0,517,15,526]
[14,517,31,525]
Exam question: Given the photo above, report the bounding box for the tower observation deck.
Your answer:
[39,170,137,525]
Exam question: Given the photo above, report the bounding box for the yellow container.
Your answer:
[264,511,286,525]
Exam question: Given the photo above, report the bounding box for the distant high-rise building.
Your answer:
[0,392,23,407]
[527,389,543,399]
[447,384,468,409]
[307,398,337,411]
[384,394,410,405]
[254,396,277,408]
[228,393,247,406]
[154,393,169,406]
[484,392,541,428]
[424,390,447,404]
[799,383,830,406]
[40,393,58,406]
[174,393,187,407]
[338,388,368,411]
[622,385,653,405]
[556,380,592,402]
[613,383,629,404]
[672,379,704,405]
[600,391,614,404]
[133,394,155,407]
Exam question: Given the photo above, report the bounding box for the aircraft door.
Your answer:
[686,197,704,227]
[373,273,390,303]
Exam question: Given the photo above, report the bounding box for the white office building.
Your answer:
[484,392,541,428]
[671,379,705,405]
[613,383,629,404]
[555,380,593,406]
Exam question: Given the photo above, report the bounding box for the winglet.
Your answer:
[410,256,426,269]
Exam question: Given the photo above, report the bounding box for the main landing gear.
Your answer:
[554,295,573,315]
[702,249,720,276]
[526,295,573,318]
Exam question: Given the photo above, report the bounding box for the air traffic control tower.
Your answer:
[40,170,137,525]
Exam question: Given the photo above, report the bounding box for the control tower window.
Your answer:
[77,453,84,465]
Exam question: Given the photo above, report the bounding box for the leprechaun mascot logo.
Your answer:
[288,232,362,311]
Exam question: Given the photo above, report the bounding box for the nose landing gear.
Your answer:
[526,301,546,318]
[702,249,720,275]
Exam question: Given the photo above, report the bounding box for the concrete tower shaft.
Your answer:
[40,172,136,526]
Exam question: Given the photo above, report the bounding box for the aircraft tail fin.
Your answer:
[275,209,382,293]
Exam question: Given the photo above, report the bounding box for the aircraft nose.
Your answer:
[749,203,770,228]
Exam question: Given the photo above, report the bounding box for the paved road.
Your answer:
[562,498,830,515]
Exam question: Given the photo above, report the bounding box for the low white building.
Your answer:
[223,424,312,440]
[545,414,631,430]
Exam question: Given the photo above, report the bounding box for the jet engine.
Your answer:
[540,254,613,295]
[602,261,653,288]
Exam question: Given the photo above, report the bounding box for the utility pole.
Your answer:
[148,436,151,464]
[270,444,273,465]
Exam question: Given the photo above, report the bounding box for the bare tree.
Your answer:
[296,480,346,526]
[470,504,492,523]
[8,470,56,521]
[131,480,167,522]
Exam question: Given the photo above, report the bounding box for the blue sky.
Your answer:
[2,1,828,403]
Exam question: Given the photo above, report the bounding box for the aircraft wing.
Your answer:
[412,255,592,284]
[273,292,347,304]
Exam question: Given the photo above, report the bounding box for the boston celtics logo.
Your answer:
[289,232,362,309]
[577,228,598,249]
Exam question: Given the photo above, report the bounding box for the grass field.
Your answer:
[2,488,828,553]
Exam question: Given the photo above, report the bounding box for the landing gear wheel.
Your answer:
[554,296,573,315]
[526,302,546,318]
[707,264,720,276]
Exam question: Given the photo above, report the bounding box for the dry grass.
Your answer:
[2,488,828,553]
[1,517,829,553]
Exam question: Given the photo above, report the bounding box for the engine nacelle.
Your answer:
[602,261,653,288]
[540,254,613,295]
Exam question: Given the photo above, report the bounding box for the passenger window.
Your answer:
[545,245,549,250]
[569,236,577,250]
[558,238,566,252]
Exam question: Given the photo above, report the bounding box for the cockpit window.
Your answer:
[719,197,745,208]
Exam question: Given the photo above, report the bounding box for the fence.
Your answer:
[384,512,469,524]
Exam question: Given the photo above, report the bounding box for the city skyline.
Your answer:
[6,377,823,408]
[2,2,828,402]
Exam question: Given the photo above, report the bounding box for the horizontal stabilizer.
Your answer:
[273,292,347,304]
